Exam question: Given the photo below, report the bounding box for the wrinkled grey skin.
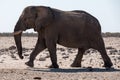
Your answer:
[14,6,113,68]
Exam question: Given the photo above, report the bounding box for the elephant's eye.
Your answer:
[24,18,27,21]
[26,26,30,29]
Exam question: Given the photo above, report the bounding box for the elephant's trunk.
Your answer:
[13,19,24,59]
[14,33,23,59]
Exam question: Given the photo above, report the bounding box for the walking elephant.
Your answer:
[13,6,113,68]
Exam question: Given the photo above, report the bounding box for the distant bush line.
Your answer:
[0,33,38,37]
[102,32,120,37]
[0,32,120,37]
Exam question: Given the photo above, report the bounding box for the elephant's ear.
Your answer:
[34,6,55,31]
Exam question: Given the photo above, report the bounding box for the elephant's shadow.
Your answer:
[27,67,120,73]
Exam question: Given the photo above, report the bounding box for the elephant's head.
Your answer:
[13,6,54,59]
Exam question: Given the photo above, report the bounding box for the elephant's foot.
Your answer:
[103,61,113,68]
[71,63,81,67]
[49,64,59,68]
[19,55,24,59]
[25,61,34,67]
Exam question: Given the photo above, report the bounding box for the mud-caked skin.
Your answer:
[14,6,113,68]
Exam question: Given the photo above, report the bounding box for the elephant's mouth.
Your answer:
[13,30,23,35]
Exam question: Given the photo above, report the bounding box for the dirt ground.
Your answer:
[0,37,120,80]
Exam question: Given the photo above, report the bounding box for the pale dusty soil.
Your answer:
[0,37,120,80]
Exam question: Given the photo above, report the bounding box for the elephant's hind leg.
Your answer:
[71,48,85,67]
[94,37,113,68]
[25,38,46,67]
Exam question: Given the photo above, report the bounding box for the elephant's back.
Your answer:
[52,8,101,35]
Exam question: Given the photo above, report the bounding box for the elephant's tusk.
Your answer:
[13,30,22,35]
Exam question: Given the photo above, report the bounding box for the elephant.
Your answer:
[13,6,113,68]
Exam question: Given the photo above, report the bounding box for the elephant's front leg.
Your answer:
[25,38,46,67]
[46,40,59,68]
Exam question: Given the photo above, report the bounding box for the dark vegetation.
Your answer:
[0,32,38,37]
[102,32,120,37]
[0,32,120,37]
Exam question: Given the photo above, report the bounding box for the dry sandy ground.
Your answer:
[0,37,120,80]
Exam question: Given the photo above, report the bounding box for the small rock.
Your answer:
[85,49,97,54]
[106,46,114,50]
[0,49,8,52]
[62,55,69,59]
[67,48,74,53]
[11,54,17,59]
[9,46,16,50]
[39,57,46,61]
[10,70,14,73]
[68,50,73,53]
[45,53,50,58]
[118,66,120,68]
[59,61,62,64]
[62,52,66,55]
[24,53,29,56]
[57,48,65,51]
[109,49,118,55]
[43,53,50,58]
[33,77,41,80]
[22,48,29,53]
